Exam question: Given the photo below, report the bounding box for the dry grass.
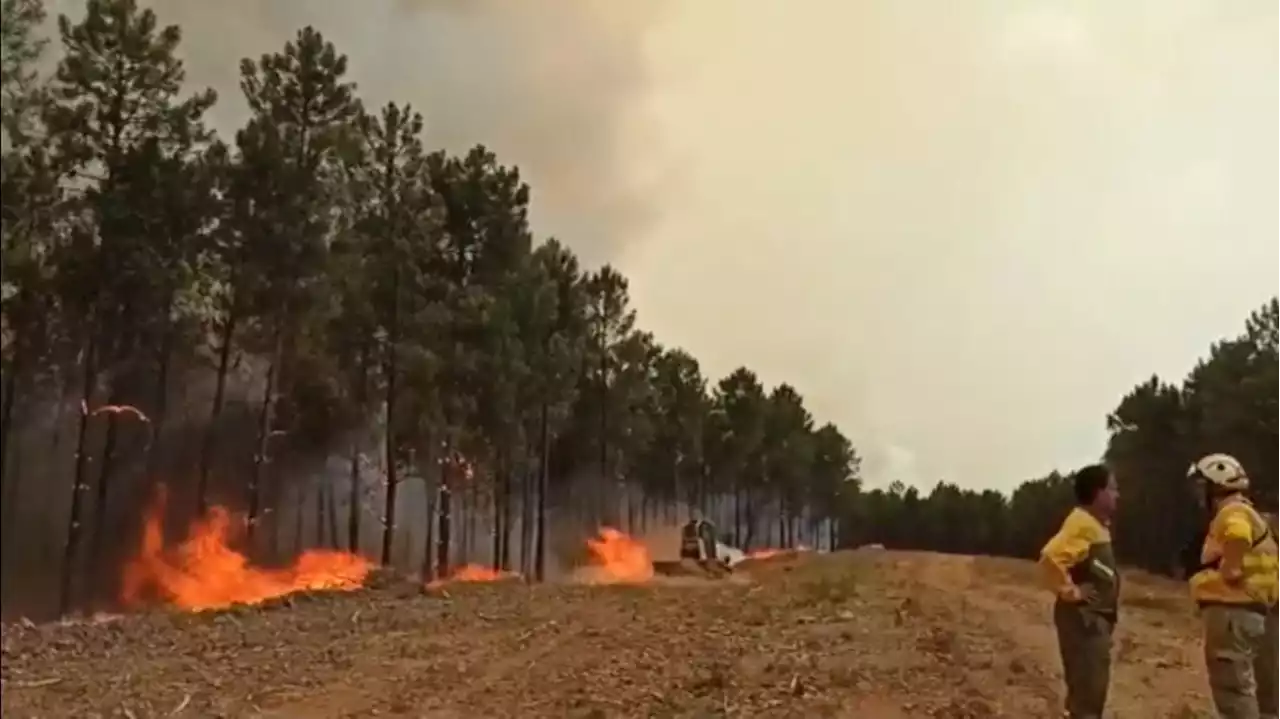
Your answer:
[1,551,1212,718]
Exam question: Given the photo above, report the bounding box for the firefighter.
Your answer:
[1186,454,1278,719]
[1038,464,1121,719]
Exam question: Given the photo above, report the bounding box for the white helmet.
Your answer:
[1187,453,1249,493]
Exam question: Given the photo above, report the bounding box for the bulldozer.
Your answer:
[650,516,740,578]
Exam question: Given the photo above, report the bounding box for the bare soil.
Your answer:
[1,551,1215,718]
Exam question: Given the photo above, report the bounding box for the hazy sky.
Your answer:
[54,1,1277,491]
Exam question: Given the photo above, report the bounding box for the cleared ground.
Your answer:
[1,551,1214,718]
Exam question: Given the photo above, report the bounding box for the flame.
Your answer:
[744,545,812,562]
[425,563,520,589]
[582,527,654,584]
[120,487,372,612]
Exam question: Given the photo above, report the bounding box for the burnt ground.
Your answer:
[1,551,1215,718]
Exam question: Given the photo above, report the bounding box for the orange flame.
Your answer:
[582,527,654,584]
[120,487,372,612]
[745,545,812,562]
[425,563,520,589]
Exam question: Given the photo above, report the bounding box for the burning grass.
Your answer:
[120,487,373,612]
[118,492,669,614]
[426,564,522,590]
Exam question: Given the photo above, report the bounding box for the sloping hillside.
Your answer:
[1,551,1213,718]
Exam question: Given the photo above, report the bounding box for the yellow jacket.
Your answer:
[1039,507,1119,613]
[1189,496,1278,608]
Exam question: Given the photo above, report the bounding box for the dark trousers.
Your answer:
[1053,601,1115,719]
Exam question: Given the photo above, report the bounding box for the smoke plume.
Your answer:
[47,0,670,265]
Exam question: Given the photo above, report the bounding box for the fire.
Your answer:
[120,487,372,612]
[744,545,812,562]
[582,527,654,584]
[425,564,520,589]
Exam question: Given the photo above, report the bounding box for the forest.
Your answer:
[1,0,1276,618]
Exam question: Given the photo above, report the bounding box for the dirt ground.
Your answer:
[1,551,1215,718]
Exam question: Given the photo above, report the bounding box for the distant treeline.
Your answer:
[843,298,1277,575]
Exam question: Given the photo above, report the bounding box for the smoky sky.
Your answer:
[627,1,1278,491]
[44,1,1278,492]
[45,0,671,265]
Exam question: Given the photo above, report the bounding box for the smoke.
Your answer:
[623,1,1277,490]
[68,0,671,267]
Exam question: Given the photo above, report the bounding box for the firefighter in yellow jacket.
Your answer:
[1186,454,1278,719]
[1039,464,1120,719]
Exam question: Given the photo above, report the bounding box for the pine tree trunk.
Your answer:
[0,436,24,573]
[499,455,512,570]
[535,402,549,581]
[88,386,124,592]
[491,461,503,571]
[197,309,237,514]
[347,347,368,554]
[436,438,453,579]
[0,349,28,552]
[292,485,305,555]
[314,483,327,547]
[60,335,99,615]
[144,323,176,478]
[597,349,608,526]
[379,413,399,567]
[421,480,436,580]
[347,446,362,553]
[460,484,470,561]
[266,472,285,560]
[380,274,401,567]
[463,484,475,562]
[248,329,283,544]
[324,483,339,550]
[520,461,533,575]
[0,340,24,492]
[626,483,636,532]
[733,480,742,547]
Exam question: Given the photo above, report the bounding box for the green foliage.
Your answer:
[0,0,47,144]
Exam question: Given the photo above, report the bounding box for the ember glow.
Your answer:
[120,488,372,612]
[426,564,520,589]
[582,527,654,584]
[744,546,811,562]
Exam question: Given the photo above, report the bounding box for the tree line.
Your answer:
[1,0,861,617]
[1,0,1273,618]
[841,300,1278,574]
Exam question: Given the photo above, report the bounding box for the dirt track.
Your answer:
[1,551,1215,718]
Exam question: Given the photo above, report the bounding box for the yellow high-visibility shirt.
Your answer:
[1189,497,1279,607]
[1039,507,1114,602]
